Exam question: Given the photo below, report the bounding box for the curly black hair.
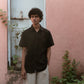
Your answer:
[28,8,43,22]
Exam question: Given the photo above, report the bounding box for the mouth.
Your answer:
[33,21,37,23]
[34,20,36,22]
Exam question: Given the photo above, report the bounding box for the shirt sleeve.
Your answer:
[47,31,54,48]
[19,32,27,47]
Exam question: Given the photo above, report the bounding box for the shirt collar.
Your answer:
[31,24,43,32]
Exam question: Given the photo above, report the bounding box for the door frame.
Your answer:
[7,0,46,67]
[7,0,11,66]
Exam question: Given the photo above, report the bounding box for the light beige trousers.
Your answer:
[23,65,49,84]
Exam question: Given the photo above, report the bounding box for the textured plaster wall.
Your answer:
[46,0,84,79]
[0,0,7,84]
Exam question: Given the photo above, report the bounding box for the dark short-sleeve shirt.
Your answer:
[19,25,54,73]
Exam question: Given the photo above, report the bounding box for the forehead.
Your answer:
[31,14,39,16]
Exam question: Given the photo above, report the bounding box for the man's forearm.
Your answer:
[47,47,51,65]
[22,47,27,70]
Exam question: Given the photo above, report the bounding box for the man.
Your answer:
[19,8,54,84]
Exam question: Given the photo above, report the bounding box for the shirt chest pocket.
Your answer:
[38,37,47,48]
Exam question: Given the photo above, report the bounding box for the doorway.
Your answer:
[8,0,46,71]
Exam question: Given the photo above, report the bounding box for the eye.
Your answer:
[35,16,39,18]
[31,16,34,18]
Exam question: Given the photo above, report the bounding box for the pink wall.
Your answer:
[0,0,84,83]
[0,0,7,84]
[46,0,84,78]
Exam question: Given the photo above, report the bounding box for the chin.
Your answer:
[34,23,39,25]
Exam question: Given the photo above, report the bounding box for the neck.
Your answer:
[33,24,40,32]
[33,24,40,29]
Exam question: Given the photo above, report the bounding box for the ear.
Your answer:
[39,18,42,22]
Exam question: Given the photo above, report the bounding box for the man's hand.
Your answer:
[21,69,27,80]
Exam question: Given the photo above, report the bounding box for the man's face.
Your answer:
[30,15,41,25]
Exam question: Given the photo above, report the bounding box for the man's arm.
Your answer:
[21,47,27,79]
[47,47,51,65]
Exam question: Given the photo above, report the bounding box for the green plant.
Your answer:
[62,51,79,84]
[67,76,84,84]
[51,76,60,84]
[13,55,19,65]
[15,32,20,39]
[51,50,81,84]
[14,45,19,50]
[0,9,8,26]
[8,55,19,71]
[51,76,84,84]
[8,66,14,71]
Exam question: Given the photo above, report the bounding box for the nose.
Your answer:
[33,17,35,19]
[33,17,36,21]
